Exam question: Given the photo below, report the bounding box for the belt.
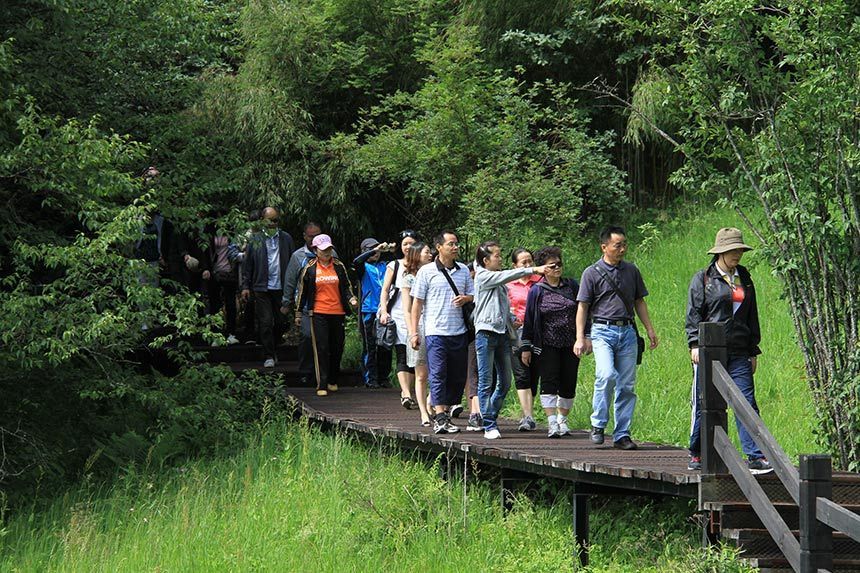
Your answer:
[593,318,634,327]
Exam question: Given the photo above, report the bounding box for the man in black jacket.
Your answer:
[240,207,296,368]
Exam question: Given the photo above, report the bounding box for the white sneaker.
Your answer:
[484,428,501,440]
[226,334,240,345]
[558,419,572,436]
[263,358,275,368]
[548,421,561,438]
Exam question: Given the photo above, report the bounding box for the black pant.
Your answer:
[511,345,538,394]
[359,312,392,385]
[254,290,285,360]
[310,313,346,389]
[209,277,238,334]
[536,345,579,399]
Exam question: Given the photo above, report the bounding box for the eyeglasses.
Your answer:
[444,241,460,247]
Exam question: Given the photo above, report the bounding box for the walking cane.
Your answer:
[308,311,323,391]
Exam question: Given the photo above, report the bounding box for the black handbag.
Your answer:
[375,317,397,349]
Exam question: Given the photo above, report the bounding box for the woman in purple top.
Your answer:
[520,246,581,438]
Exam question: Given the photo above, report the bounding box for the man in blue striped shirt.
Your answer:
[411,231,474,434]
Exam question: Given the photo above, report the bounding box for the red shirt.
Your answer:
[506,275,541,323]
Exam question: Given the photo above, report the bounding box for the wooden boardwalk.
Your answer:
[285,386,699,498]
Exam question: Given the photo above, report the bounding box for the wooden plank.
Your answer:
[818,498,860,544]
[715,426,801,571]
[712,362,800,502]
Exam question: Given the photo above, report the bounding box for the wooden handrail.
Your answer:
[712,361,800,502]
[698,322,846,573]
[714,426,801,570]
[817,498,860,543]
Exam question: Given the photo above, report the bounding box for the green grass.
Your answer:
[0,420,753,573]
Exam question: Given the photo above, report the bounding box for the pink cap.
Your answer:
[311,233,334,251]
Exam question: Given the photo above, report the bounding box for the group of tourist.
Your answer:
[346,225,772,474]
[136,169,772,474]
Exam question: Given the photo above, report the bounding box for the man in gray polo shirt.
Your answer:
[574,226,659,450]
[411,231,474,434]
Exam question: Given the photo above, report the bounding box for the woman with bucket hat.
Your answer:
[685,227,773,474]
[295,234,358,396]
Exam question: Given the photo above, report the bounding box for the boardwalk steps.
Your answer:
[700,475,860,571]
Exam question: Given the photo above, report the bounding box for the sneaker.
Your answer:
[433,414,460,434]
[558,419,572,436]
[548,421,561,438]
[613,436,638,450]
[688,456,702,471]
[263,358,275,368]
[226,334,240,345]
[316,389,328,397]
[590,427,605,444]
[449,404,464,418]
[466,413,483,432]
[484,428,501,440]
[326,384,338,393]
[748,458,774,475]
[518,416,537,432]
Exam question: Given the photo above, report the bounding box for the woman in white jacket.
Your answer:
[473,241,547,439]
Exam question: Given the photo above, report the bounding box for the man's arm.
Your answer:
[282,251,302,307]
[573,302,592,357]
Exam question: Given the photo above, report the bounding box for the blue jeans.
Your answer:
[590,324,638,441]
[426,334,468,407]
[689,356,764,460]
[475,331,512,430]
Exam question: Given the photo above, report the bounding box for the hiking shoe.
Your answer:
[433,414,460,434]
[748,458,774,475]
[326,384,338,393]
[558,419,572,436]
[518,416,536,431]
[590,427,605,444]
[613,436,638,450]
[316,389,328,397]
[688,456,702,471]
[484,428,501,440]
[548,421,561,438]
[466,413,483,432]
[449,404,464,418]
[263,358,275,368]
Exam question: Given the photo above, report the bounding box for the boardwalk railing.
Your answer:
[699,322,860,573]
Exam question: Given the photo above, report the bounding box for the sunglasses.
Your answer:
[400,229,418,240]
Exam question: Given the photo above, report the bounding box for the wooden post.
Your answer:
[573,492,589,567]
[799,454,833,573]
[699,322,728,476]
[500,468,531,513]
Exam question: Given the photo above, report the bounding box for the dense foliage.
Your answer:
[0,0,857,503]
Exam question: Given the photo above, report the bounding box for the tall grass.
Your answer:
[0,420,753,573]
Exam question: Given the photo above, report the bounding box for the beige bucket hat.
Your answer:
[707,227,753,254]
